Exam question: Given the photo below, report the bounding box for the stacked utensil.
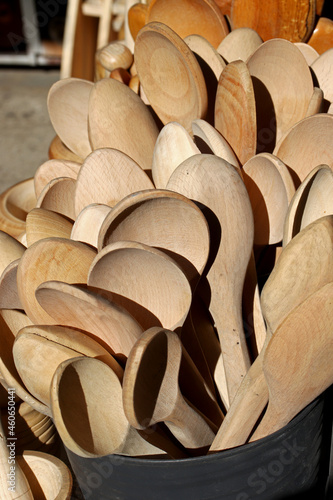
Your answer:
[0,2,333,493]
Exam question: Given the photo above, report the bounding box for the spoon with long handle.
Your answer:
[123,327,217,451]
[250,281,333,442]
[35,281,143,360]
[210,215,333,451]
[167,154,254,403]
[50,356,183,458]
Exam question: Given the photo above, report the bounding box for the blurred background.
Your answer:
[0,0,128,193]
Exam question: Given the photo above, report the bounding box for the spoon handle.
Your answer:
[167,391,216,450]
[209,355,268,452]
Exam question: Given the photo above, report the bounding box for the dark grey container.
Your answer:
[66,389,333,500]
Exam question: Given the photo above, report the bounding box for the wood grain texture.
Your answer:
[231,0,316,42]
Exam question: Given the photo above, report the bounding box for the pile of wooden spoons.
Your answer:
[0,7,333,494]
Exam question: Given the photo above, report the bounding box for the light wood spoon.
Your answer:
[294,42,319,66]
[123,327,217,450]
[247,38,314,150]
[215,59,256,165]
[167,154,254,403]
[26,208,73,246]
[217,27,262,63]
[283,165,333,246]
[0,231,25,275]
[0,259,22,309]
[13,324,123,407]
[70,203,112,248]
[17,237,97,325]
[50,356,178,458]
[0,310,49,416]
[134,21,208,134]
[35,280,143,360]
[47,78,93,159]
[88,78,159,172]
[151,122,200,189]
[0,178,36,238]
[250,281,333,441]
[88,241,192,331]
[273,113,333,186]
[36,177,76,221]
[310,47,333,103]
[210,214,333,451]
[34,158,81,198]
[231,0,316,43]
[74,148,154,217]
[98,189,210,288]
[191,119,240,169]
[48,135,84,164]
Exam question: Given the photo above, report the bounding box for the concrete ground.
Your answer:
[0,68,60,194]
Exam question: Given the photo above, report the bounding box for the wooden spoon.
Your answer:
[47,78,93,159]
[123,327,216,450]
[0,178,36,238]
[210,215,333,451]
[310,47,333,103]
[48,135,83,164]
[50,356,176,458]
[98,189,210,288]
[17,237,97,325]
[0,410,34,499]
[146,0,229,48]
[0,310,49,417]
[74,148,154,217]
[217,27,262,63]
[70,203,112,248]
[95,41,133,74]
[184,34,225,80]
[17,450,72,500]
[167,154,254,403]
[294,42,319,65]
[231,0,316,43]
[36,177,76,221]
[13,324,123,407]
[151,122,200,189]
[250,281,333,441]
[26,208,73,246]
[273,114,333,186]
[88,78,159,172]
[0,259,22,309]
[215,59,257,165]
[88,241,192,331]
[242,153,291,246]
[283,165,333,246]
[134,21,208,134]
[247,39,314,153]
[34,158,81,198]
[35,281,143,360]
[191,118,240,169]
[0,231,25,275]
